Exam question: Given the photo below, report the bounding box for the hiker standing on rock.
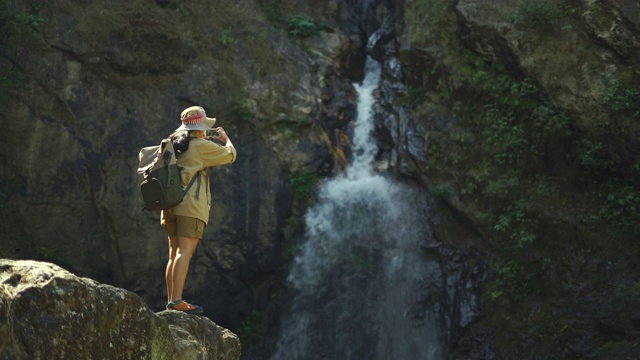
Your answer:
[162,106,236,314]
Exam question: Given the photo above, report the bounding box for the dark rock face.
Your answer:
[0,259,241,359]
[387,0,640,358]
[0,0,358,334]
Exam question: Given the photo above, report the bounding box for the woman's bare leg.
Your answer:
[165,236,178,304]
[170,236,200,302]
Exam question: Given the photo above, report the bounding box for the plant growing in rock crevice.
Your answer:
[0,1,45,47]
[0,1,45,96]
[286,13,324,37]
[284,170,320,229]
[404,0,452,44]
[493,201,537,249]
[597,181,640,233]
[602,79,640,117]
[289,170,319,206]
[236,309,267,345]
[514,0,564,27]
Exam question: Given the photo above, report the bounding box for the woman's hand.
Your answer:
[211,127,229,143]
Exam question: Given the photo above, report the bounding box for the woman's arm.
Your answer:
[200,127,237,166]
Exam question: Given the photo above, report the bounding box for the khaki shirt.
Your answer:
[162,137,236,225]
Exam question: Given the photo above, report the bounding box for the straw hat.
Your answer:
[176,106,216,131]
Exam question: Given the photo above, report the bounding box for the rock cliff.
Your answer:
[0,0,357,333]
[2,0,640,358]
[0,259,241,359]
[388,0,640,358]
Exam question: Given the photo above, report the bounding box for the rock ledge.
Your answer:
[0,259,241,360]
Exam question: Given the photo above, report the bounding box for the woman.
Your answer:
[162,106,237,314]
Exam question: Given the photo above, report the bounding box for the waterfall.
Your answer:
[273,57,444,360]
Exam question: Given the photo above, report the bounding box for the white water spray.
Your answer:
[273,57,443,360]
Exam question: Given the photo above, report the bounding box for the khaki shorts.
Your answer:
[161,210,206,239]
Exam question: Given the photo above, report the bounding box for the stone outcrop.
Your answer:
[0,259,241,360]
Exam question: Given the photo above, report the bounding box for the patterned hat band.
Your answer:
[176,106,217,132]
[181,113,205,124]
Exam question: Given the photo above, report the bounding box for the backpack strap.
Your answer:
[195,171,202,199]
[163,149,174,179]
[183,171,201,197]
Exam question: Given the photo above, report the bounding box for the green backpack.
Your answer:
[137,139,199,211]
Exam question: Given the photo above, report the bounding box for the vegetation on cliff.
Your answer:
[399,0,640,357]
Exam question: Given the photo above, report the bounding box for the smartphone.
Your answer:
[206,130,219,137]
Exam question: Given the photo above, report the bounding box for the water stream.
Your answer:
[273,57,444,360]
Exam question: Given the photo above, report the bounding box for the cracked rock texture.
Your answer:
[0,259,241,360]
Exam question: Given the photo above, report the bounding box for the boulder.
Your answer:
[0,259,241,360]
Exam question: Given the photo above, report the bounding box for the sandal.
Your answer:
[167,299,203,314]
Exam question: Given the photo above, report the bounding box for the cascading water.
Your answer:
[273,57,444,360]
